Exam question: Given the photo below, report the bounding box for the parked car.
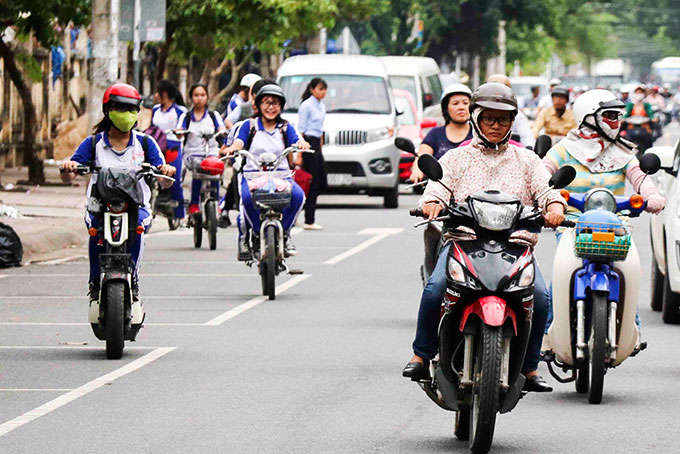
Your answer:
[647,142,680,323]
[392,89,436,182]
[379,56,443,123]
[278,54,401,208]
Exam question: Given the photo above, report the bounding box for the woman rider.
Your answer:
[402,83,567,393]
[542,89,665,341]
[221,83,310,260]
[409,83,472,184]
[151,79,187,220]
[60,84,176,302]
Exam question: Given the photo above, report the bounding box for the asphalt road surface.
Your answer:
[1,131,680,453]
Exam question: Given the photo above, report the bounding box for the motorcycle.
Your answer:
[179,129,228,250]
[403,142,575,453]
[230,146,305,300]
[621,116,654,157]
[542,153,661,404]
[61,163,173,359]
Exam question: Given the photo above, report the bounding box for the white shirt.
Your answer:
[176,109,226,160]
[151,103,187,141]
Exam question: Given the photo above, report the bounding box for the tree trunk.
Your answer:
[0,39,44,183]
[211,49,254,109]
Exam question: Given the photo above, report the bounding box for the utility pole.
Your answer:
[133,0,141,87]
[89,0,113,131]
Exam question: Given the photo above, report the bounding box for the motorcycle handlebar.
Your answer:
[561,220,576,228]
[409,208,424,217]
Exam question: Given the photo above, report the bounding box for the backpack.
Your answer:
[143,125,168,153]
[89,132,151,163]
[182,109,221,145]
[244,118,290,150]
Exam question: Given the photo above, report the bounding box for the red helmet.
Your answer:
[103,84,142,110]
[200,156,225,175]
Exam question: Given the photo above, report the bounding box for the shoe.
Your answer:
[218,211,231,229]
[402,359,430,380]
[238,238,252,262]
[284,235,297,257]
[523,374,553,392]
[188,204,200,215]
[88,281,100,302]
[131,279,140,303]
[303,223,323,230]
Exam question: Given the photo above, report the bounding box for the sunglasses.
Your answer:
[601,110,623,121]
[479,115,512,126]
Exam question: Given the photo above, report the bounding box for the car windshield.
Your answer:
[280,75,392,114]
[394,95,415,125]
[512,82,546,98]
[389,76,417,104]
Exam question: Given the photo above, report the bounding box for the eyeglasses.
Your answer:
[261,100,281,108]
[601,110,623,121]
[479,115,512,126]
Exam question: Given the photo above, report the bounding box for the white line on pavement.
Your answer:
[1,273,258,278]
[204,274,311,326]
[0,347,176,438]
[36,255,87,266]
[0,389,74,392]
[323,228,403,265]
[0,345,160,349]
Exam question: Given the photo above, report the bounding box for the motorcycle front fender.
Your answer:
[459,296,517,335]
[589,271,611,293]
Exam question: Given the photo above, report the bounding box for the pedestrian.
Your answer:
[151,79,187,220]
[298,78,328,230]
[176,84,227,218]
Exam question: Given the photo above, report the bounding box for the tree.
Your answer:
[0,1,89,183]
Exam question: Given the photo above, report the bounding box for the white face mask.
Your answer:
[595,109,624,141]
[633,93,645,103]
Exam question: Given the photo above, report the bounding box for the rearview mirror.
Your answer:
[535,135,552,159]
[421,117,438,129]
[549,166,576,189]
[644,145,675,175]
[417,154,443,181]
[395,137,416,155]
[639,152,661,175]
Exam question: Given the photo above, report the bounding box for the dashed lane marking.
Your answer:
[323,228,403,265]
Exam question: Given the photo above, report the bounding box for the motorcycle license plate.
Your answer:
[327,173,352,186]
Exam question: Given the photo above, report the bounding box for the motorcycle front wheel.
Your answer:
[105,282,125,360]
[469,324,502,454]
[193,212,203,248]
[206,201,217,250]
[588,291,608,404]
[260,225,277,300]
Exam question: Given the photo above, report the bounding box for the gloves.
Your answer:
[645,194,666,214]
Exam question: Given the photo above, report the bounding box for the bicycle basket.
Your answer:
[252,190,292,209]
[573,221,632,261]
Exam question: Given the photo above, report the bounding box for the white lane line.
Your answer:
[0,347,175,438]
[324,228,403,265]
[0,322,207,326]
[0,345,159,349]
[36,255,87,266]
[204,274,311,326]
[1,295,242,301]
[0,389,74,392]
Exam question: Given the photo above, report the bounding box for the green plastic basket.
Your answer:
[573,221,632,261]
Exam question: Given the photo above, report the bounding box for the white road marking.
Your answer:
[36,255,87,266]
[324,228,403,265]
[0,345,159,349]
[0,389,74,392]
[204,274,311,326]
[0,347,175,438]
[0,322,208,326]
[0,273,258,278]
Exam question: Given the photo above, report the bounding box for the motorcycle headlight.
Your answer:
[470,200,521,231]
[366,127,394,143]
[584,189,617,212]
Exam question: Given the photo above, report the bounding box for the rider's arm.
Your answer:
[541,145,565,175]
[60,136,96,182]
[531,109,546,139]
[625,161,665,213]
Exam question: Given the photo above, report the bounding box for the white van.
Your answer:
[379,56,443,122]
[278,55,401,208]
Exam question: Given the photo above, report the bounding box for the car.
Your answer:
[392,89,437,183]
[647,142,680,323]
[509,76,549,119]
[278,54,401,208]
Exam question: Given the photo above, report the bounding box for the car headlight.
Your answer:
[470,200,521,231]
[584,189,617,212]
[366,127,394,143]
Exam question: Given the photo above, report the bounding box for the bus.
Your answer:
[652,57,680,87]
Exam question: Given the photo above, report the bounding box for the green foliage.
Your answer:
[0,0,90,46]
[15,52,42,82]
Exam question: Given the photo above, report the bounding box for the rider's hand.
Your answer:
[646,194,666,213]
[409,166,424,183]
[294,153,304,167]
[60,160,80,173]
[544,203,566,228]
[296,139,311,151]
[422,202,443,220]
[159,164,176,177]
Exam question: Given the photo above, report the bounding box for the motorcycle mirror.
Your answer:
[549,166,576,189]
[639,152,661,175]
[395,137,416,155]
[418,154,443,182]
[534,135,552,159]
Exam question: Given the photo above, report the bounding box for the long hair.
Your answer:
[93,115,112,134]
[157,79,185,107]
[301,78,327,102]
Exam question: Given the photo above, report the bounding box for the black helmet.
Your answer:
[551,85,570,99]
[470,83,518,114]
[255,84,286,109]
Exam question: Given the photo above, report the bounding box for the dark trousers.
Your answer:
[302,135,327,225]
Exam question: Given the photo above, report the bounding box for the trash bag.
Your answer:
[0,222,23,267]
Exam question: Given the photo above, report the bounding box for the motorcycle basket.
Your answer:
[252,190,292,209]
[573,221,632,261]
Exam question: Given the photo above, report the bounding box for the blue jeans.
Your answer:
[412,243,549,374]
[165,141,185,219]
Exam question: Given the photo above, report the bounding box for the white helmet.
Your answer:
[549,78,562,86]
[572,89,626,141]
[240,73,262,88]
[441,83,472,101]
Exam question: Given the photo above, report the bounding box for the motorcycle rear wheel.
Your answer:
[105,282,125,360]
[260,225,277,301]
[469,324,502,454]
[206,201,217,250]
[588,291,608,404]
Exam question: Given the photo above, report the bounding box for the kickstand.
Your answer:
[541,351,576,383]
[280,261,304,275]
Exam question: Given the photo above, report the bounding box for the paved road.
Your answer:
[1,133,680,452]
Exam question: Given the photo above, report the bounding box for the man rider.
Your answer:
[531,86,576,139]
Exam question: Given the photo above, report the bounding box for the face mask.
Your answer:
[109,110,139,132]
[633,93,645,103]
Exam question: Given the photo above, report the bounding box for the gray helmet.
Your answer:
[470,83,518,114]
[255,84,286,109]
[551,85,570,99]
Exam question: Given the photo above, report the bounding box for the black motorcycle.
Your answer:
[397,138,575,453]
